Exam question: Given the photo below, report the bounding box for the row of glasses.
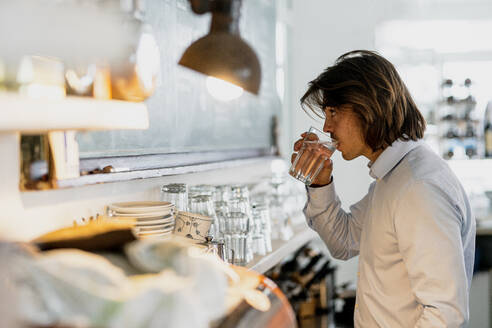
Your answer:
[161,182,274,266]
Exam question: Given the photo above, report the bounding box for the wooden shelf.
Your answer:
[247,222,318,274]
[0,92,149,133]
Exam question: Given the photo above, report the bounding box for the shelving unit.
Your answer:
[247,222,317,274]
[0,92,149,133]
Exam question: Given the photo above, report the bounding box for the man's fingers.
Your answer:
[304,132,319,141]
[293,139,304,151]
[291,153,297,164]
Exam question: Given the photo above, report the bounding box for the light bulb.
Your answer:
[206,76,243,101]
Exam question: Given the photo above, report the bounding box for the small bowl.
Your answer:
[174,211,213,242]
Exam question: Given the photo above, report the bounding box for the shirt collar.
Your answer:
[368,139,424,180]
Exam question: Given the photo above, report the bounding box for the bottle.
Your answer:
[484,101,492,158]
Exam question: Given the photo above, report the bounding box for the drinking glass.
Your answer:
[161,183,188,211]
[189,184,215,198]
[222,212,249,265]
[230,184,250,202]
[214,200,229,235]
[214,185,232,202]
[289,126,337,186]
[251,200,272,253]
[228,197,254,261]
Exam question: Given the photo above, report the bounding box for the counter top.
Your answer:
[247,222,318,274]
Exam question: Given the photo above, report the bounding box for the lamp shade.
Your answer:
[179,32,261,95]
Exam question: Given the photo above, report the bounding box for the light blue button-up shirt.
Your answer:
[304,139,476,327]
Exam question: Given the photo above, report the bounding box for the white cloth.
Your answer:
[304,139,475,328]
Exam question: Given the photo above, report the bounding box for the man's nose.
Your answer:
[323,118,333,133]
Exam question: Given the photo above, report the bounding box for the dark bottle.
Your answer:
[272,244,309,281]
[485,101,492,158]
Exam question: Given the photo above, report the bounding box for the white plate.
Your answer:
[135,218,174,226]
[137,226,174,235]
[138,232,173,239]
[108,201,174,214]
[135,223,174,232]
[109,213,174,222]
[108,216,174,226]
[135,213,174,221]
[108,210,174,219]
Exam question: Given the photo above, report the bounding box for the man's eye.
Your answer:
[323,108,335,117]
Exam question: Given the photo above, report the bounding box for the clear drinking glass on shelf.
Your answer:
[222,212,250,265]
[269,195,293,241]
[289,126,337,186]
[230,184,250,202]
[214,185,232,202]
[214,200,229,235]
[228,197,254,261]
[251,200,272,253]
[161,183,188,211]
[189,185,215,202]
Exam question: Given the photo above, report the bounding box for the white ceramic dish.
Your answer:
[137,226,174,235]
[107,201,174,215]
[108,216,174,227]
[135,218,174,226]
[109,212,173,220]
[136,223,174,232]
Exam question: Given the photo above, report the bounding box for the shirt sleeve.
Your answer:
[303,180,375,260]
[394,180,468,327]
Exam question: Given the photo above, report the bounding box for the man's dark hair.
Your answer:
[300,50,426,152]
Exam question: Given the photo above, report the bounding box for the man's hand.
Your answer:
[291,132,333,187]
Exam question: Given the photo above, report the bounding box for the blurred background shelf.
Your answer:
[247,222,317,274]
[0,92,149,133]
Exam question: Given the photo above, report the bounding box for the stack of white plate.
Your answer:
[107,201,175,238]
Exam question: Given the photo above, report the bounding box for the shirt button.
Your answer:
[357,272,360,277]
[355,304,359,309]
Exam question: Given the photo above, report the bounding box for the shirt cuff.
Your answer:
[305,180,337,211]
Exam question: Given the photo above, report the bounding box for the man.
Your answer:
[292,50,475,327]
